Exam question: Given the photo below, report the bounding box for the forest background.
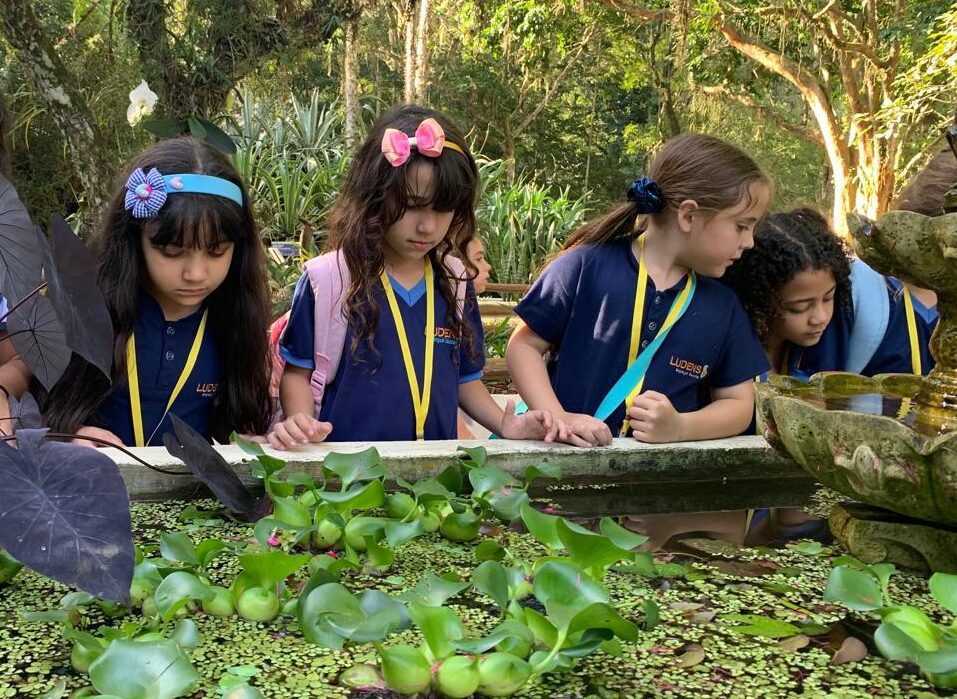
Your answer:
[1,0,955,290]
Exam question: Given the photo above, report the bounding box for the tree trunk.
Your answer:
[403,1,417,104]
[343,19,359,149]
[0,0,111,213]
[413,0,430,103]
[0,86,13,179]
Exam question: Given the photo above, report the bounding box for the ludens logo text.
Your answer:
[668,356,709,379]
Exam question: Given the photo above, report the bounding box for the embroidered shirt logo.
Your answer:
[434,326,459,346]
[669,356,708,380]
[196,382,219,397]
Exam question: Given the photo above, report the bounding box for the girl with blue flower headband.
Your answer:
[507,133,772,445]
[41,137,271,447]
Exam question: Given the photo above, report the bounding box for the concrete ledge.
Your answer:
[103,436,804,501]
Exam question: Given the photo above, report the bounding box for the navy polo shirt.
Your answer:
[95,293,223,445]
[514,239,769,433]
[794,275,937,378]
[280,271,485,441]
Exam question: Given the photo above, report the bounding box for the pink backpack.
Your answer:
[270,250,468,421]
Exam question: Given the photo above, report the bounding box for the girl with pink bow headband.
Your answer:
[267,104,571,448]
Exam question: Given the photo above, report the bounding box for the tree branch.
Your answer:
[594,0,671,22]
[699,85,823,145]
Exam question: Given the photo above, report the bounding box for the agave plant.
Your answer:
[476,159,590,286]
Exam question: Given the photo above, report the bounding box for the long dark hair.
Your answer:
[563,133,770,251]
[327,104,480,360]
[721,207,852,346]
[42,137,271,439]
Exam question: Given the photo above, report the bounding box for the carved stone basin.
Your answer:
[755,372,957,525]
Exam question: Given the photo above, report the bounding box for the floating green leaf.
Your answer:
[89,639,199,699]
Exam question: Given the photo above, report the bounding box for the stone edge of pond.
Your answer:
[99,436,804,500]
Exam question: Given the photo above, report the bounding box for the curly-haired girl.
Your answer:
[722,207,935,378]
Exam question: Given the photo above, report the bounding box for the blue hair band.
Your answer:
[626,176,665,215]
[124,167,244,219]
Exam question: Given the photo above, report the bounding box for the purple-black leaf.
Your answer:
[7,285,71,390]
[163,414,264,521]
[0,172,43,307]
[0,428,134,602]
[7,391,43,431]
[43,215,114,380]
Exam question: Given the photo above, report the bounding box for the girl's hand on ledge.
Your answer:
[266,413,332,451]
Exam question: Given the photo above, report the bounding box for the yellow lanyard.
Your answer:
[380,259,434,440]
[902,285,922,375]
[126,309,208,447]
[620,237,695,436]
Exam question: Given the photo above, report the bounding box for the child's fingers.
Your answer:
[503,399,516,416]
[265,430,286,451]
[292,413,319,436]
[266,426,294,451]
[312,421,334,442]
[282,418,310,445]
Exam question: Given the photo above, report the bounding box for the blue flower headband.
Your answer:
[124,167,243,219]
[626,176,665,214]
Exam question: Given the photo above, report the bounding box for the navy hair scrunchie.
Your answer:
[626,177,665,214]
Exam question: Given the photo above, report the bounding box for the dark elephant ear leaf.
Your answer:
[163,414,264,521]
[0,172,43,306]
[0,428,134,602]
[44,215,114,380]
[7,284,70,390]
[7,392,43,431]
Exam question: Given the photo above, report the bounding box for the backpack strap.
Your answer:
[303,250,351,417]
[846,258,890,374]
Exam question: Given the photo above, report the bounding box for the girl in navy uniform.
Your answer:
[42,138,271,447]
[506,133,771,446]
[0,293,32,439]
[722,208,936,380]
[268,105,561,448]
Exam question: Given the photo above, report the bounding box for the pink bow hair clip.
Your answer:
[380,118,464,167]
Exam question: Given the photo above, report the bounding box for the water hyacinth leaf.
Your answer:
[520,502,563,550]
[154,571,213,621]
[195,539,231,568]
[917,644,957,674]
[300,583,406,647]
[722,614,802,638]
[230,432,266,457]
[365,536,394,571]
[523,461,561,488]
[436,464,464,494]
[568,602,639,640]
[8,291,70,390]
[164,414,265,521]
[45,215,114,379]
[469,467,518,497]
[322,448,386,489]
[533,560,609,631]
[643,600,661,630]
[0,172,43,307]
[485,483,530,522]
[599,518,648,550]
[237,550,310,589]
[159,532,198,567]
[875,621,926,661]
[37,680,67,699]
[321,479,385,510]
[455,619,534,654]
[172,618,200,651]
[524,606,559,647]
[379,645,432,695]
[399,572,471,606]
[384,517,425,548]
[409,601,464,660]
[410,477,453,504]
[456,445,487,468]
[89,639,200,699]
[0,429,134,602]
[474,539,506,562]
[930,572,957,615]
[824,566,884,611]
[271,495,311,527]
[559,628,614,659]
[556,518,634,574]
[473,560,510,611]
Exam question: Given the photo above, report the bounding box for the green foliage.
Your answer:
[477,159,590,284]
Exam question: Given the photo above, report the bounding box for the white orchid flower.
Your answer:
[127,80,158,127]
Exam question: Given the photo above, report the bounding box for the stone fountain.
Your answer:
[755,132,957,572]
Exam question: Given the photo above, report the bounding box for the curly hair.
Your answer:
[326,104,480,363]
[721,207,851,347]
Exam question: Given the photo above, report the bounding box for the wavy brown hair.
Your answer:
[563,133,771,252]
[41,137,272,439]
[327,104,481,362]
